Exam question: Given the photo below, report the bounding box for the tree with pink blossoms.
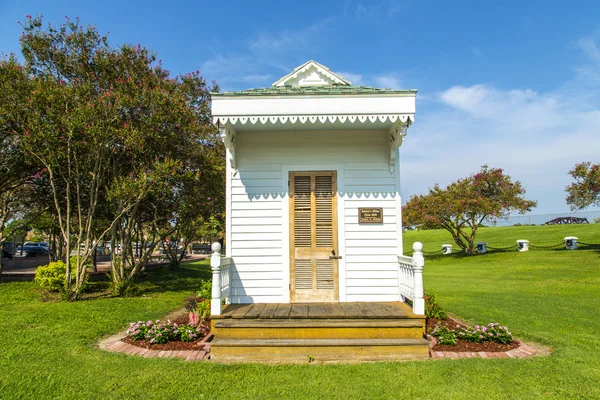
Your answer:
[12,16,221,298]
[565,162,600,210]
[403,166,536,255]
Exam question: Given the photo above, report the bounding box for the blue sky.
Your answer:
[2,0,600,215]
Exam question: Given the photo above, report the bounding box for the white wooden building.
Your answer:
[210,60,419,306]
[208,61,427,362]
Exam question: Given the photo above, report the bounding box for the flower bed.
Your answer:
[122,313,211,351]
[427,317,519,352]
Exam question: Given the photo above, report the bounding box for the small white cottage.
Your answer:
[208,61,426,362]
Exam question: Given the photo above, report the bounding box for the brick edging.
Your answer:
[98,331,211,361]
[427,335,537,359]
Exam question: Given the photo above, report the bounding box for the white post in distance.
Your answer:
[517,240,529,252]
[564,236,578,250]
[412,242,425,315]
[210,242,223,316]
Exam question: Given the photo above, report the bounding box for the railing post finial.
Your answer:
[412,242,425,315]
[210,242,223,316]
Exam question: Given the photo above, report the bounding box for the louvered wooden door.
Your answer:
[290,172,338,302]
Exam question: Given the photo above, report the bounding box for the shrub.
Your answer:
[425,290,447,319]
[457,323,513,344]
[183,279,212,323]
[126,320,207,344]
[35,261,66,291]
[198,279,212,301]
[432,322,514,346]
[432,324,458,345]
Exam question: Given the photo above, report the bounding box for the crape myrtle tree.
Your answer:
[161,142,225,268]
[565,162,600,210]
[403,166,537,255]
[16,16,220,299]
[0,55,41,276]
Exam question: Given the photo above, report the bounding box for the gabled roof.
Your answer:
[271,60,352,87]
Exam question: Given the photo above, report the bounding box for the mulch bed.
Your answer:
[427,317,520,352]
[122,314,212,351]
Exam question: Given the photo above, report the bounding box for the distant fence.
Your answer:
[485,211,600,227]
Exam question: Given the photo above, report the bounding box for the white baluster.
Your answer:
[210,242,223,316]
[412,242,425,315]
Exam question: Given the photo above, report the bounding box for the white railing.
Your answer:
[398,242,425,315]
[210,242,232,316]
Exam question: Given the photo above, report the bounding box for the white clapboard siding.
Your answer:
[232,240,282,249]
[231,178,282,188]
[231,186,283,196]
[346,286,399,295]
[345,224,397,232]
[237,171,281,179]
[345,246,398,256]
[231,202,283,211]
[231,217,282,226]
[346,294,399,302]
[345,239,398,248]
[231,271,283,280]
[231,248,281,257]
[344,255,398,263]
[344,199,397,207]
[345,262,401,271]
[231,295,282,304]
[344,169,394,178]
[230,225,282,233]
[344,229,398,239]
[229,129,401,303]
[231,232,283,241]
[230,287,283,297]
[231,209,281,218]
[238,154,388,165]
[231,256,284,265]
[231,194,281,203]
[344,177,396,186]
[346,270,399,279]
[231,279,283,288]
[345,162,390,170]
[230,264,285,273]
[346,278,399,287]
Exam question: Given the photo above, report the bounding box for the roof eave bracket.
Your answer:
[220,124,237,171]
[389,123,408,174]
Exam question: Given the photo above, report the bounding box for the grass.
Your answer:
[1,224,600,399]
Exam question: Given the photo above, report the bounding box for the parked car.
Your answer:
[13,245,50,258]
[2,249,13,259]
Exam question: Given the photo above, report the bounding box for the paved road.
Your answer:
[1,254,209,275]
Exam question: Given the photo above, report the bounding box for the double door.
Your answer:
[289,171,339,302]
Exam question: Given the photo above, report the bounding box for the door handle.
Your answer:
[329,250,342,260]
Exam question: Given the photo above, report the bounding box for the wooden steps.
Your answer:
[210,302,429,363]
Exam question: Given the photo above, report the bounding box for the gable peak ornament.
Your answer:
[272,60,352,87]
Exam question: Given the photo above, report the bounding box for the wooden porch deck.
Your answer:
[213,301,421,320]
[210,302,428,363]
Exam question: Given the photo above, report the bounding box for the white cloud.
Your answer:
[200,20,331,90]
[400,44,600,214]
[374,74,402,89]
[344,0,407,22]
[337,71,363,85]
[576,37,600,62]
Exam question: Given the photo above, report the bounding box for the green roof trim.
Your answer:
[211,85,417,97]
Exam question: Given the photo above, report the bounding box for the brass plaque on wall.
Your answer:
[358,208,383,224]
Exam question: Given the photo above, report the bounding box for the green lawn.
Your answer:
[1,224,600,399]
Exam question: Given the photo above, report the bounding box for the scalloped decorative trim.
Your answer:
[213,114,414,125]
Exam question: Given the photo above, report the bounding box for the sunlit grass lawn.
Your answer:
[1,223,599,399]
